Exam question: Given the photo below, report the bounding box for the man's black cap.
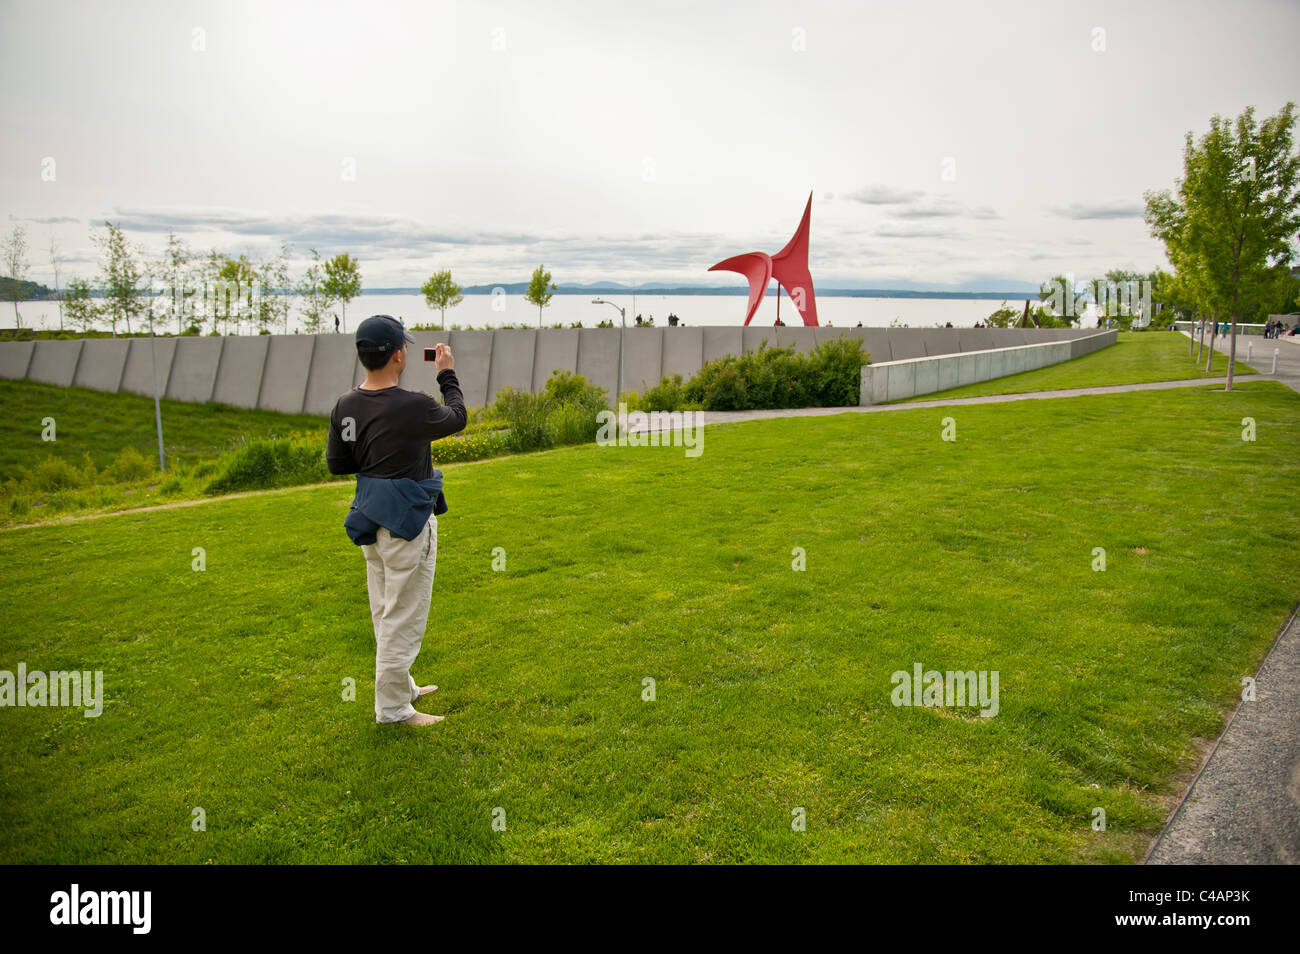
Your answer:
[355,314,415,355]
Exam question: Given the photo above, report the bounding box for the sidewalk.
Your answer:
[1147,607,1300,864]
[1185,329,1300,394]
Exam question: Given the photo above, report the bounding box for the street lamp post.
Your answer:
[591,298,626,425]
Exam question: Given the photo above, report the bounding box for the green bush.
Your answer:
[493,370,610,453]
[26,453,90,491]
[543,370,608,419]
[104,445,155,483]
[493,388,551,453]
[203,431,329,495]
[641,374,692,412]
[681,338,868,411]
[546,403,600,446]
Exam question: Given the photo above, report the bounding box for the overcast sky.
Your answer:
[2,0,1297,290]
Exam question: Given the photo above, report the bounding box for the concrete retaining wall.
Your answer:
[0,327,1112,415]
[120,337,176,398]
[27,339,83,387]
[859,330,1116,405]
[71,338,131,392]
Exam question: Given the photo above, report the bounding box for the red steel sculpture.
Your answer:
[708,192,819,326]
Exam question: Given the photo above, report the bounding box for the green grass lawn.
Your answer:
[1,380,1297,863]
[0,377,330,476]
[909,331,1257,403]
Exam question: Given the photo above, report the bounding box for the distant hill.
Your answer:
[365,281,1039,300]
[0,278,54,301]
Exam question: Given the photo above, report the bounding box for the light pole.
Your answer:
[591,298,626,423]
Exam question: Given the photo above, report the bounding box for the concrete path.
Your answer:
[1184,330,1300,394]
[1147,608,1300,864]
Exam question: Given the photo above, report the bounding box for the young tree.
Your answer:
[296,248,334,334]
[259,241,293,334]
[64,278,99,332]
[94,221,146,336]
[48,233,64,332]
[983,300,1018,328]
[152,231,194,335]
[198,249,224,334]
[524,264,556,328]
[1145,103,1300,390]
[421,269,463,330]
[2,224,29,329]
[216,254,257,335]
[322,253,361,332]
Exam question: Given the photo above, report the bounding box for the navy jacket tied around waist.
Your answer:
[344,472,448,546]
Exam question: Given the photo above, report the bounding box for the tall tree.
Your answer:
[524,264,556,328]
[93,221,146,336]
[2,224,29,330]
[1145,103,1300,390]
[421,269,463,330]
[322,253,361,332]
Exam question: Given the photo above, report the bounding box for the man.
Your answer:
[326,315,467,727]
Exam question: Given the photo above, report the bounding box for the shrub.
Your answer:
[203,431,329,495]
[543,369,608,418]
[493,370,610,453]
[547,403,600,446]
[640,373,688,412]
[104,445,155,483]
[493,387,551,453]
[429,429,510,464]
[681,338,868,410]
[26,453,89,492]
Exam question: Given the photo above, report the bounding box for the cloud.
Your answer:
[1050,200,1144,220]
[844,188,1001,221]
[876,222,957,239]
[845,185,925,205]
[9,214,80,224]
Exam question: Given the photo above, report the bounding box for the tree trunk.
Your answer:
[1226,314,1238,391]
[1205,310,1216,374]
[1189,315,1195,357]
[1196,316,1204,363]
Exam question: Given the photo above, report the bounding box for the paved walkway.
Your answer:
[1185,329,1300,394]
[1147,608,1300,864]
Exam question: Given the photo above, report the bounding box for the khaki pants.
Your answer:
[360,516,437,723]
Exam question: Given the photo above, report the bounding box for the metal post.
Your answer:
[148,309,166,471]
[1274,349,1280,375]
[618,307,626,427]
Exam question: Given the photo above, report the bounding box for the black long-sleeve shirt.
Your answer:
[326,369,467,481]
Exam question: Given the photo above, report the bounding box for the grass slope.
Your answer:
[0,377,329,477]
[1,381,1297,863]
[910,331,1257,403]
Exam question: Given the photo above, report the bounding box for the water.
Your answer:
[8,292,1078,335]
